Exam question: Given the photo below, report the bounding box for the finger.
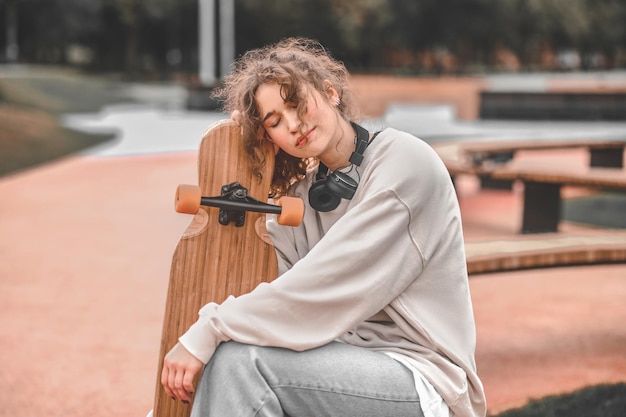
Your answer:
[182,366,197,397]
[161,364,175,399]
[231,110,242,125]
[168,365,181,400]
[174,368,191,403]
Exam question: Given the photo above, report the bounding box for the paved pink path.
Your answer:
[1,151,625,416]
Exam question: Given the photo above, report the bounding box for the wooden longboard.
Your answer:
[149,120,302,417]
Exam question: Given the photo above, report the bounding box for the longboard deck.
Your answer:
[151,120,279,417]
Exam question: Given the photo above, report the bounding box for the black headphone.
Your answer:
[308,122,371,212]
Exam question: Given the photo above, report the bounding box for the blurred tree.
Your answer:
[113,0,141,73]
[16,0,103,64]
[85,0,199,76]
[235,0,394,70]
[322,0,393,70]
[6,0,626,75]
[2,0,20,61]
[102,0,192,75]
[496,0,612,68]
[580,0,626,68]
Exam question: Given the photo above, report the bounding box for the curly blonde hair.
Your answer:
[214,37,358,198]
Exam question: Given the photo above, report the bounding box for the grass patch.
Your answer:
[0,104,115,176]
[492,383,626,417]
[0,66,134,114]
[562,193,626,229]
[0,67,132,176]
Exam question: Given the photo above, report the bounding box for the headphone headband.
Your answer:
[309,122,371,212]
[349,121,370,166]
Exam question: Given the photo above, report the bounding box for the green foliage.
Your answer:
[493,383,626,417]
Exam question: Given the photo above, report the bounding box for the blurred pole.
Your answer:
[198,0,234,86]
[5,0,19,62]
[199,0,216,85]
[219,0,235,78]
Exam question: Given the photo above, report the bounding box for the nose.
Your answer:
[284,109,300,133]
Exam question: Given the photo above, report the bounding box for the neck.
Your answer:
[320,118,358,171]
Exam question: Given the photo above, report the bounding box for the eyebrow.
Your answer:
[262,111,275,123]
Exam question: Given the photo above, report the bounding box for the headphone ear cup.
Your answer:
[326,171,358,200]
[308,181,342,212]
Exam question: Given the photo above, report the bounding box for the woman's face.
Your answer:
[255,82,340,161]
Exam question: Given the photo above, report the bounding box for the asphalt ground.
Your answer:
[1,68,625,416]
[1,146,625,417]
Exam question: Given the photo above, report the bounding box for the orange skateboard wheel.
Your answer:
[276,196,304,227]
[175,184,201,214]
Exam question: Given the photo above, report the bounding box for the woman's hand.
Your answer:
[231,109,242,125]
[161,342,204,403]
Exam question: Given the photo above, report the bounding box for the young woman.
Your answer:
[161,38,486,417]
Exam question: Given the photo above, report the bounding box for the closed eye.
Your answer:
[262,110,279,129]
[264,102,296,129]
[267,118,281,128]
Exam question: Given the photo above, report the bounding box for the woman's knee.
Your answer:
[205,341,276,379]
[205,341,248,376]
[194,342,285,414]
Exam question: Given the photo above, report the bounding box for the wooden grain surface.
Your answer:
[490,163,626,189]
[465,231,626,274]
[151,120,279,417]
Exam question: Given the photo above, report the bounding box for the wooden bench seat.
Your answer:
[465,231,626,275]
[488,162,626,233]
[435,139,625,174]
[433,139,626,233]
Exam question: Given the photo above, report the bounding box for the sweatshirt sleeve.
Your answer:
[178,187,425,364]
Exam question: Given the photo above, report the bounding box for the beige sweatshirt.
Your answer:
[179,128,486,417]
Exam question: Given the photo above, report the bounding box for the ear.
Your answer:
[323,80,340,105]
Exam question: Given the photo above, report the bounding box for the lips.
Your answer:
[296,128,314,148]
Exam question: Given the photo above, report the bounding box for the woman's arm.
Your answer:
[178,188,424,362]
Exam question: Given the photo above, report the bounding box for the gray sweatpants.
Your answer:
[190,340,424,417]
